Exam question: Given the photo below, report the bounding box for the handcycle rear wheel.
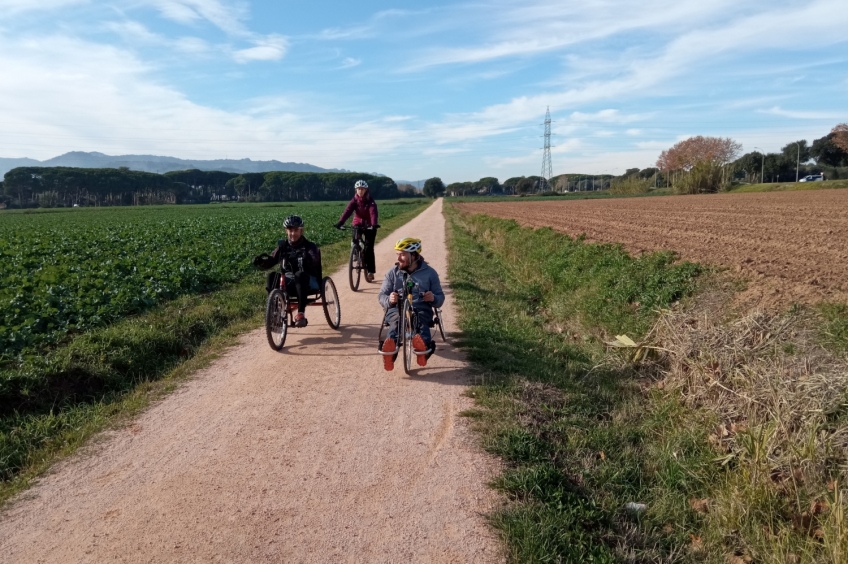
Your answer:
[321,276,341,329]
[348,244,362,291]
[265,289,288,351]
[434,307,446,342]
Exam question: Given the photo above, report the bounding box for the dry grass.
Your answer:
[644,289,848,560]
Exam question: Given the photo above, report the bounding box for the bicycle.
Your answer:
[264,251,341,351]
[378,272,445,375]
[338,224,378,291]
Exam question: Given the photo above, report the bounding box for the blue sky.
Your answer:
[1,0,846,184]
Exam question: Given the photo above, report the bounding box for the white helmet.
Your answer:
[354,180,368,189]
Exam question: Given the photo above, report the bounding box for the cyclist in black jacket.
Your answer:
[253,215,322,328]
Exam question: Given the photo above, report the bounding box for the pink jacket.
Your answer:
[338,193,378,227]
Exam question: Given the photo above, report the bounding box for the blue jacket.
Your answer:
[378,259,445,311]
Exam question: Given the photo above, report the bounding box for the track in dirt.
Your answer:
[457,189,848,311]
[0,199,504,563]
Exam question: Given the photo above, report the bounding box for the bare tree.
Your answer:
[831,123,848,153]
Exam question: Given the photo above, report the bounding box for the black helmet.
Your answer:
[283,215,304,228]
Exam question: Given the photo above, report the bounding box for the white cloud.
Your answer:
[338,57,361,69]
[232,35,288,63]
[104,20,161,44]
[404,0,740,70]
[569,110,649,124]
[152,2,199,25]
[484,153,537,169]
[150,0,250,37]
[383,115,413,123]
[759,106,843,120]
[1,0,847,183]
[0,0,87,16]
[174,36,212,55]
[635,140,672,150]
[317,26,375,40]
[421,147,469,157]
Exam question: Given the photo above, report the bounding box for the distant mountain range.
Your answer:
[0,151,355,177]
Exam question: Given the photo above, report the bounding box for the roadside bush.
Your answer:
[674,161,731,194]
[609,176,651,195]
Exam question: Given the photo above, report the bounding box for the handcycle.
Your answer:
[337,224,378,291]
[378,272,446,375]
[262,252,341,351]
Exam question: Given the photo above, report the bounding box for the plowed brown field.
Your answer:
[456,189,848,311]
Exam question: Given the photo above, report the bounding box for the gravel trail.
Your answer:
[0,198,504,563]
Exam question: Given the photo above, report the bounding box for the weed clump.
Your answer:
[648,302,848,559]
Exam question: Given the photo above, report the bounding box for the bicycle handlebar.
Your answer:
[279,249,306,273]
[336,224,380,231]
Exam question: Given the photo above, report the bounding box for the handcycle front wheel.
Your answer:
[401,300,416,375]
[348,244,362,291]
[377,307,389,348]
[321,276,341,329]
[265,288,288,351]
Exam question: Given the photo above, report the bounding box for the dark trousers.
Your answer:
[355,227,377,274]
[384,304,434,345]
[266,271,319,313]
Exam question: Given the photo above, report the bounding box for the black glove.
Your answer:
[335,222,343,229]
[252,253,274,269]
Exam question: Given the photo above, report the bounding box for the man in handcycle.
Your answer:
[378,237,445,371]
[252,214,323,328]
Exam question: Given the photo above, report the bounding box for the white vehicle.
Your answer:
[799,174,824,182]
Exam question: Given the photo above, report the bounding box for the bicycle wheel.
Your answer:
[377,306,388,347]
[435,307,446,341]
[348,244,362,291]
[321,276,341,329]
[401,300,415,375]
[265,289,288,351]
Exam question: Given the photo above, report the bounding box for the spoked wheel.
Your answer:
[265,289,288,351]
[377,307,388,347]
[401,300,415,375]
[434,307,447,342]
[348,245,362,291]
[321,276,341,329]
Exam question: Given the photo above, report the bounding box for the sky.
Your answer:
[1,0,847,184]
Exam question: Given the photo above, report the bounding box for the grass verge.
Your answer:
[446,205,848,562]
[0,201,429,506]
[729,179,848,193]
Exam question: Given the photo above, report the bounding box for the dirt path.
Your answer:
[457,189,848,311]
[0,199,504,563]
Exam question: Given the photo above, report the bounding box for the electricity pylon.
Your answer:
[540,106,553,190]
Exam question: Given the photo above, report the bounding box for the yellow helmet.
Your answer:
[394,237,422,253]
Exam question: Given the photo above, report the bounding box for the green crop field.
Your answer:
[0,199,427,493]
[0,201,413,363]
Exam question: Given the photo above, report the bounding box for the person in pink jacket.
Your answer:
[335,180,380,282]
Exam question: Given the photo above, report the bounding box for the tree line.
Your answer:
[442,123,848,197]
[652,123,848,194]
[0,167,414,208]
[445,174,616,195]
